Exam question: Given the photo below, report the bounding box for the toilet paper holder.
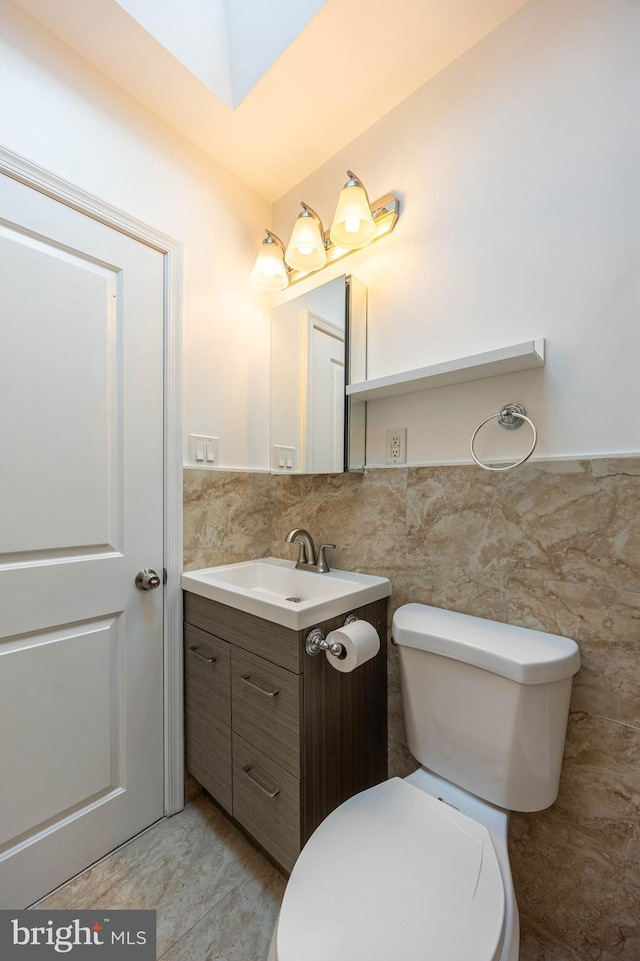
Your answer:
[305,614,358,658]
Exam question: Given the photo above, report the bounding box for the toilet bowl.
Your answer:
[269,603,580,961]
[269,766,518,961]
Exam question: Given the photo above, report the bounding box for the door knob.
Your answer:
[135,568,161,591]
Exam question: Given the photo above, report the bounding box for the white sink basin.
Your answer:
[181,557,391,630]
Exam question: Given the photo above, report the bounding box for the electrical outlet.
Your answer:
[188,434,218,467]
[385,427,407,464]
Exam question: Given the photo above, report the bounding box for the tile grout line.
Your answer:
[154,882,244,960]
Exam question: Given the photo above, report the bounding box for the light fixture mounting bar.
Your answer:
[286,192,400,287]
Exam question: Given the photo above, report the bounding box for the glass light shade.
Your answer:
[250,237,289,290]
[285,213,327,271]
[329,182,376,250]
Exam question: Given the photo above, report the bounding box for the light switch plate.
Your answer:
[188,434,219,467]
[272,445,296,472]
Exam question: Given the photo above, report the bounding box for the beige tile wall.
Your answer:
[183,459,640,961]
[183,469,271,572]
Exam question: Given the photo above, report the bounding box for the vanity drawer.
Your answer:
[232,734,301,873]
[183,591,302,673]
[231,647,302,777]
[184,624,232,813]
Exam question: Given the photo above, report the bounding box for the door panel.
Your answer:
[0,225,118,555]
[0,173,165,907]
[0,617,122,848]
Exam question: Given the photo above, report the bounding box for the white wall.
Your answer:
[272,0,640,465]
[4,0,637,473]
[0,0,272,470]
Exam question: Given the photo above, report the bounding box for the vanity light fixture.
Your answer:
[250,230,289,291]
[329,171,376,250]
[250,170,399,291]
[285,203,327,271]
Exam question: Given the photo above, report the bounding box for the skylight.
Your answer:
[115,0,326,108]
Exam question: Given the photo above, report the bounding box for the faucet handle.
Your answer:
[293,541,308,565]
[316,544,336,573]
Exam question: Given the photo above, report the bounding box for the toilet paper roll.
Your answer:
[325,619,380,673]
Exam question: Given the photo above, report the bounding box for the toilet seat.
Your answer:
[276,778,505,961]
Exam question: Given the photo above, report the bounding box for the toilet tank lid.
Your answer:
[392,603,580,684]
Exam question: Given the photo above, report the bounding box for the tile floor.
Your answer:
[34,797,286,960]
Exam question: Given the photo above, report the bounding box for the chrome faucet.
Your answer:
[285,529,335,573]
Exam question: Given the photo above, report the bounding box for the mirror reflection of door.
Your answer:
[270,274,366,475]
[304,312,345,472]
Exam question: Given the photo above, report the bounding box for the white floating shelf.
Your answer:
[346,339,545,401]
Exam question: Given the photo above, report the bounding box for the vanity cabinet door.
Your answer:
[232,734,301,873]
[184,624,232,813]
[231,647,302,777]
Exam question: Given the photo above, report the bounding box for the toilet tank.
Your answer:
[392,604,581,812]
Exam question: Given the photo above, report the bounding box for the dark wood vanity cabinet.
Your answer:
[183,591,388,873]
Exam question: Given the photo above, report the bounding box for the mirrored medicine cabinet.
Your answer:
[270,274,367,474]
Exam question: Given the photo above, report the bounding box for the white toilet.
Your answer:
[268,602,581,961]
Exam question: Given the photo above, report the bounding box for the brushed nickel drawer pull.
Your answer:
[240,674,279,697]
[189,645,217,663]
[241,763,280,798]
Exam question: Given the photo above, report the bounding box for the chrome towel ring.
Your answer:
[470,403,537,472]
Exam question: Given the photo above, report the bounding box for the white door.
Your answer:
[0,174,165,907]
[305,314,345,472]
